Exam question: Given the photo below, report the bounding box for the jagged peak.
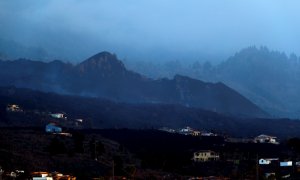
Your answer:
[77,51,126,72]
[80,51,118,64]
[87,51,116,60]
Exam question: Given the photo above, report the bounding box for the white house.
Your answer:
[280,161,293,167]
[254,134,278,144]
[201,132,217,136]
[45,123,62,133]
[180,126,193,132]
[193,150,220,162]
[192,130,201,136]
[32,172,53,180]
[0,166,3,176]
[259,158,278,165]
[259,159,272,165]
[33,178,53,180]
[179,126,194,135]
[6,104,22,112]
[75,119,83,123]
[50,113,65,119]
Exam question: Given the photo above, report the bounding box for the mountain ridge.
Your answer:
[0,51,267,118]
[0,86,298,138]
[123,46,300,118]
[214,46,300,117]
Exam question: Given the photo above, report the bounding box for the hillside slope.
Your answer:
[0,52,267,117]
[0,87,298,138]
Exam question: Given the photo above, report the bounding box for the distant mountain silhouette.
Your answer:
[78,51,126,73]
[125,46,300,118]
[0,51,267,117]
[211,47,300,117]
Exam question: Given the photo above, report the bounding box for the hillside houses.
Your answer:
[254,134,279,144]
[158,128,280,146]
[48,113,85,128]
[4,103,85,134]
[257,158,300,179]
[192,150,220,162]
[179,126,202,136]
[225,134,280,144]
[178,127,217,136]
[31,171,76,180]
[158,126,217,137]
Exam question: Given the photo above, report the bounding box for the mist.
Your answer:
[1,0,300,62]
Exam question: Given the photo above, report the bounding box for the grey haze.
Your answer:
[1,0,300,62]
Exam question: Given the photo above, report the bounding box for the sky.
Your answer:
[0,0,300,62]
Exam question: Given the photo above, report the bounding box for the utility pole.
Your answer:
[256,154,259,180]
[94,140,97,161]
[112,160,115,180]
[0,166,3,180]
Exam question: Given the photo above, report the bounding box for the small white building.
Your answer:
[75,119,83,123]
[6,104,22,112]
[259,158,279,165]
[33,178,53,180]
[280,161,293,167]
[45,123,62,133]
[180,126,193,132]
[259,159,271,165]
[192,130,201,136]
[50,113,65,119]
[179,126,194,135]
[192,150,220,162]
[32,172,53,180]
[254,134,279,144]
[201,132,217,136]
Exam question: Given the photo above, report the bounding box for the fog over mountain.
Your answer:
[1,1,300,62]
[127,47,300,118]
[1,1,300,118]
[3,1,300,178]
[0,52,267,118]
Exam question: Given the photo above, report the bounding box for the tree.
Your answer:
[113,155,124,176]
[287,138,300,153]
[47,137,67,155]
[89,137,105,160]
[0,104,7,123]
[72,132,85,153]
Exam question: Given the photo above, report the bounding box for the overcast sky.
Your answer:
[1,0,300,62]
